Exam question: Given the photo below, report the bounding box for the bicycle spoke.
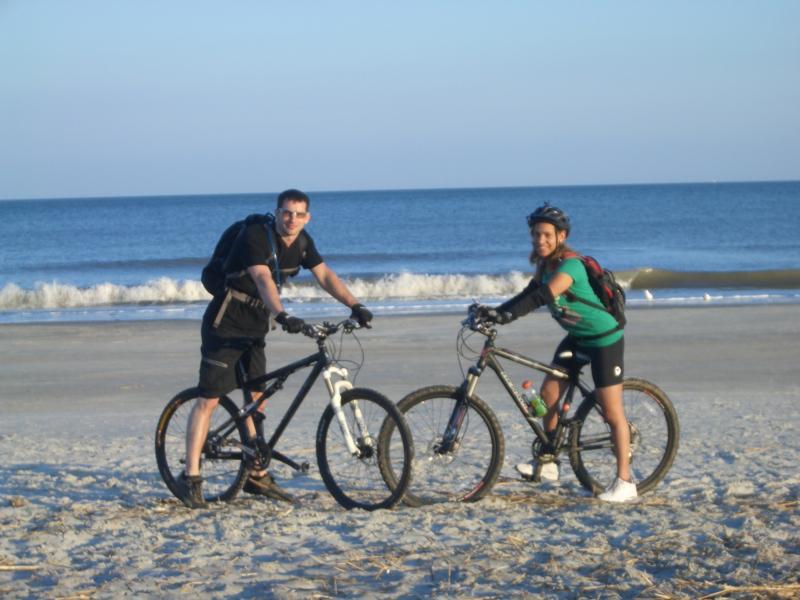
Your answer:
[570,378,678,495]
[396,387,503,506]
[317,389,412,511]
[155,391,248,503]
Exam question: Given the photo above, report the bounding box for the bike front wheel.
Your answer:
[569,377,679,496]
[316,388,414,511]
[386,385,505,507]
[155,388,249,503]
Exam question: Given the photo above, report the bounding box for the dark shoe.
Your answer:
[243,472,297,504]
[175,472,209,509]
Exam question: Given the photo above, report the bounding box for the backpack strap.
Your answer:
[560,252,611,312]
[212,288,268,328]
[569,325,622,342]
[211,214,280,329]
[563,290,608,312]
[262,214,282,291]
[221,214,283,291]
[559,252,621,340]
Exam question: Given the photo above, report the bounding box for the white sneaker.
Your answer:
[597,477,638,503]
[515,461,559,482]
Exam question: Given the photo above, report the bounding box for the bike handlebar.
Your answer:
[462,303,496,336]
[301,319,366,340]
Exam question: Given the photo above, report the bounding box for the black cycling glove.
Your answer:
[275,311,305,334]
[349,303,373,327]
[475,304,513,325]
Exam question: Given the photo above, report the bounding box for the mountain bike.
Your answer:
[155,320,414,511]
[379,306,679,506]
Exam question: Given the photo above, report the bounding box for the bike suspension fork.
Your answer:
[323,366,363,456]
[440,367,481,452]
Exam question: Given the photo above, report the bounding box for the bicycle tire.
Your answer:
[569,377,679,496]
[387,385,505,507]
[316,388,414,511]
[155,388,249,503]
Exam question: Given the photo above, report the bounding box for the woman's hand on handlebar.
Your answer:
[466,303,512,326]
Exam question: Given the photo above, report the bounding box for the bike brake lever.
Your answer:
[302,324,322,338]
[343,318,371,332]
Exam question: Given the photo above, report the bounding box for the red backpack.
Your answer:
[563,253,627,331]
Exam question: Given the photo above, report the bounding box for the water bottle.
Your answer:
[521,379,547,417]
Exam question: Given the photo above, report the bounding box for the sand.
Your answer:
[1,305,799,598]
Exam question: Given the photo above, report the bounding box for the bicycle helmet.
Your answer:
[526,202,571,235]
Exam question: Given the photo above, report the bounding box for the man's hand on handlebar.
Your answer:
[275,311,306,334]
[349,303,373,328]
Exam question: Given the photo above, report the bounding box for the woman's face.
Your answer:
[531,222,567,258]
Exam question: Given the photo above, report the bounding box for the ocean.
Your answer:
[1,181,799,324]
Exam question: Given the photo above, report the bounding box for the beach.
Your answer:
[1,305,799,598]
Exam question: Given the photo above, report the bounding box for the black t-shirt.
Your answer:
[203,222,323,337]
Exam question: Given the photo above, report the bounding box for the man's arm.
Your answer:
[247,264,285,314]
[310,262,359,308]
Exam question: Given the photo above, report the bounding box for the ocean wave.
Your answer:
[283,272,533,301]
[622,268,800,290]
[2,268,800,311]
[0,273,532,311]
[0,279,210,310]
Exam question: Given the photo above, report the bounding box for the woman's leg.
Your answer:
[595,383,631,481]
[541,375,567,434]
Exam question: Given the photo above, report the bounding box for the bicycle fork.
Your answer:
[323,366,370,457]
[438,367,481,453]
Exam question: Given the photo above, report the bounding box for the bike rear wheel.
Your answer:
[386,385,505,507]
[155,388,249,503]
[569,377,679,496]
[316,388,414,511]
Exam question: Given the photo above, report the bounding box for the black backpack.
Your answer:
[201,214,273,297]
[564,254,627,330]
[201,214,309,297]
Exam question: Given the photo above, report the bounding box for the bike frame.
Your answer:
[441,327,597,455]
[206,336,352,472]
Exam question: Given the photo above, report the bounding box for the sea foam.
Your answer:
[0,273,532,310]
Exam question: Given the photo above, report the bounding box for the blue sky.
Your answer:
[1,1,798,199]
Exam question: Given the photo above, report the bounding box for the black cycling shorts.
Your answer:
[197,324,267,398]
[552,335,624,389]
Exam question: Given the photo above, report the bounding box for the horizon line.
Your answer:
[2,177,798,203]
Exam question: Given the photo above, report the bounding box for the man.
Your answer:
[177,188,373,508]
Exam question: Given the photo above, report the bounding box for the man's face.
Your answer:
[275,199,310,237]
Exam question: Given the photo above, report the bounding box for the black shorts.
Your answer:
[197,323,267,398]
[552,336,624,389]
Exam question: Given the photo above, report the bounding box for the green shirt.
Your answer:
[542,257,623,347]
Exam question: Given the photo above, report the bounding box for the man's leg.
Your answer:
[178,322,242,507]
[185,396,220,477]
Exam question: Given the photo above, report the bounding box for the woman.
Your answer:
[479,203,636,503]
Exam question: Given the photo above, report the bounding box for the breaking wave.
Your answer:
[2,268,800,311]
[622,268,800,290]
[0,273,532,311]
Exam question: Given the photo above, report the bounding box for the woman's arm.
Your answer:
[495,272,573,322]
